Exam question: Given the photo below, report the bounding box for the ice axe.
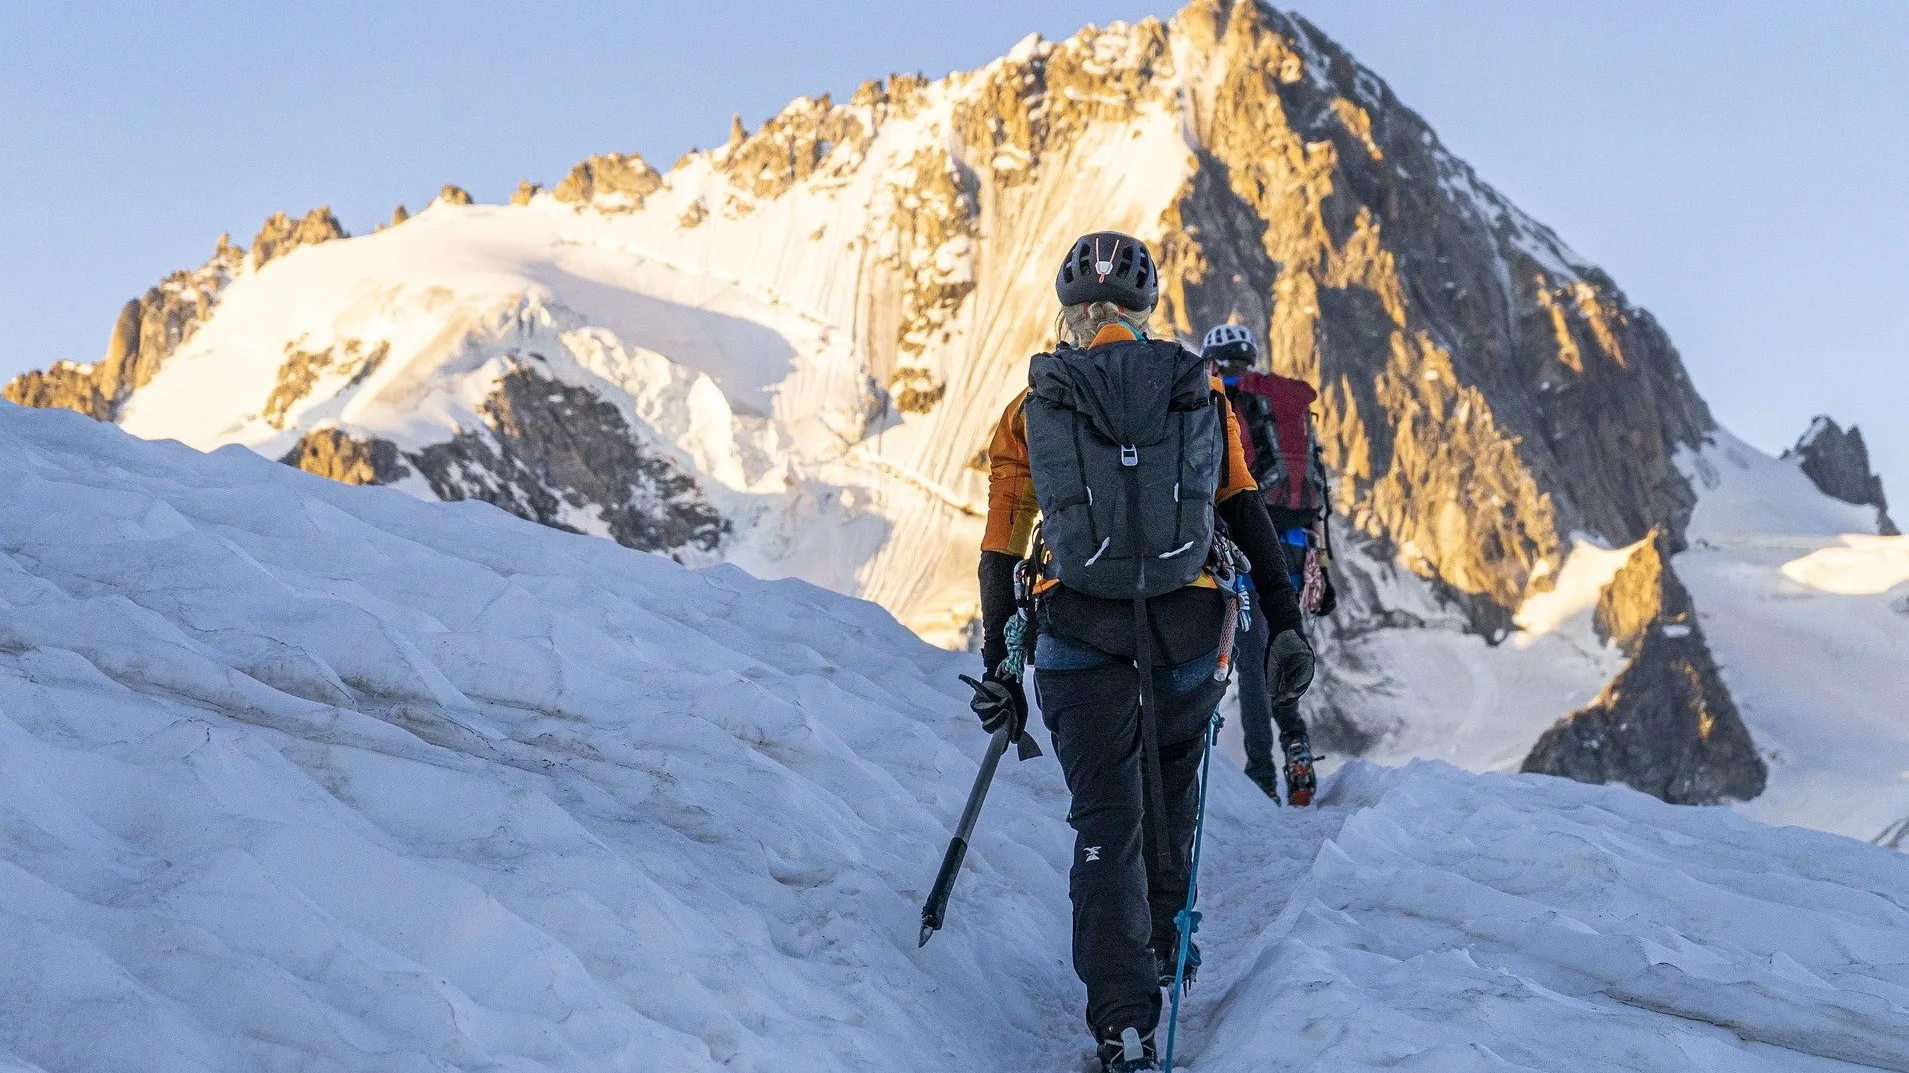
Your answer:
[918,680,1040,948]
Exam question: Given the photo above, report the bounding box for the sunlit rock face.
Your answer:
[1524,535,1767,804]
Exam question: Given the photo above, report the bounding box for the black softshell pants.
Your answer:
[1034,633,1226,1041]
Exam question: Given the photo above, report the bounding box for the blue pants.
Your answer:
[1235,598,1306,785]
[1239,529,1310,783]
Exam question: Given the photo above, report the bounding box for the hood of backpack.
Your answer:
[1027,339,1210,447]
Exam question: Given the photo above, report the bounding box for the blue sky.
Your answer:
[3,1,1904,489]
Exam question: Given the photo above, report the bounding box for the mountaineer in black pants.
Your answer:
[965,233,1315,1072]
[1201,323,1338,805]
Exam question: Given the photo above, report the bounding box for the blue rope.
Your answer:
[1162,708,1221,1073]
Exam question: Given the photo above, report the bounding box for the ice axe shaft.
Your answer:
[918,725,1012,947]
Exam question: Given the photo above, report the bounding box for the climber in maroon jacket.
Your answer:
[1201,323,1338,805]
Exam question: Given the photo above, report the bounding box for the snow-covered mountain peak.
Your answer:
[6,0,1901,821]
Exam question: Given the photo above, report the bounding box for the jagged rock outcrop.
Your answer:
[1594,533,1668,654]
[279,362,728,561]
[2,362,113,420]
[1524,536,1766,803]
[552,153,662,211]
[1784,416,1897,535]
[7,207,349,423]
[511,181,542,206]
[273,358,727,559]
[249,207,347,269]
[410,362,727,558]
[718,95,871,201]
[263,340,388,429]
[280,427,412,485]
[436,185,474,207]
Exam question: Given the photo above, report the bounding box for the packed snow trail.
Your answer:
[5,402,1909,1072]
[0,403,1080,1072]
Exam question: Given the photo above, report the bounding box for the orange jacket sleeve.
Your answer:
[982,390,1040,556]
[1214,375,1256,503]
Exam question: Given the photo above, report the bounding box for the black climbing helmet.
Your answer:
[1055,231,1158,311]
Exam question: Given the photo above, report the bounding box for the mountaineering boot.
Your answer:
[1098,1027,1158,1072]
[1281,727,1317,807]
[1155,940,1201,992]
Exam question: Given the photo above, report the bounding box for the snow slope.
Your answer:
[1679,432,1909,843]
[0,402,1072,1070]
[8,403,1909,1071]
[108,61,1197,646]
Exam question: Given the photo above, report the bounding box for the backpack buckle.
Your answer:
[1120,445,1138,467]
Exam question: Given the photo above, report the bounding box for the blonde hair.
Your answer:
[1057,300,1153,348]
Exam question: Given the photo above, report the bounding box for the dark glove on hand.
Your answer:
[1313,575,1338,617]
[1268,629,1316,706]
[959,668,1028,738]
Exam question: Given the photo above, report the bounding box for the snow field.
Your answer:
[1678,434,1909,842]
[1192,761,1909,1072]
[6,404,1909,1072]
[0,403,1076,1071]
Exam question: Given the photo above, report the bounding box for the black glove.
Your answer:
[1268,629,1316,705]
[960,668,1028,738]
[1313,575,1338,617]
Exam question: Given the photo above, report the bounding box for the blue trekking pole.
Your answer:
[1162,709,1222,1073]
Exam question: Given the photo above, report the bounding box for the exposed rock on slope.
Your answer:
[1523,535,1767,804]
[1784,416,1897,535]
[552,153,663,211]
[4,210,343,421]
[279,361,727,559]
[248,206,347,269]
[279,426,412,485]
[417,363,728,555]
[717,95,871,200]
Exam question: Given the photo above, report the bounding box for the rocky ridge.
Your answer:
[552,153,663,211]
[4,207,344,421]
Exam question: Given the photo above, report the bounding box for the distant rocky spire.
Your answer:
[1784,416,1897,534]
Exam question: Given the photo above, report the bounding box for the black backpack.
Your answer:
[1021,339,1224,600]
